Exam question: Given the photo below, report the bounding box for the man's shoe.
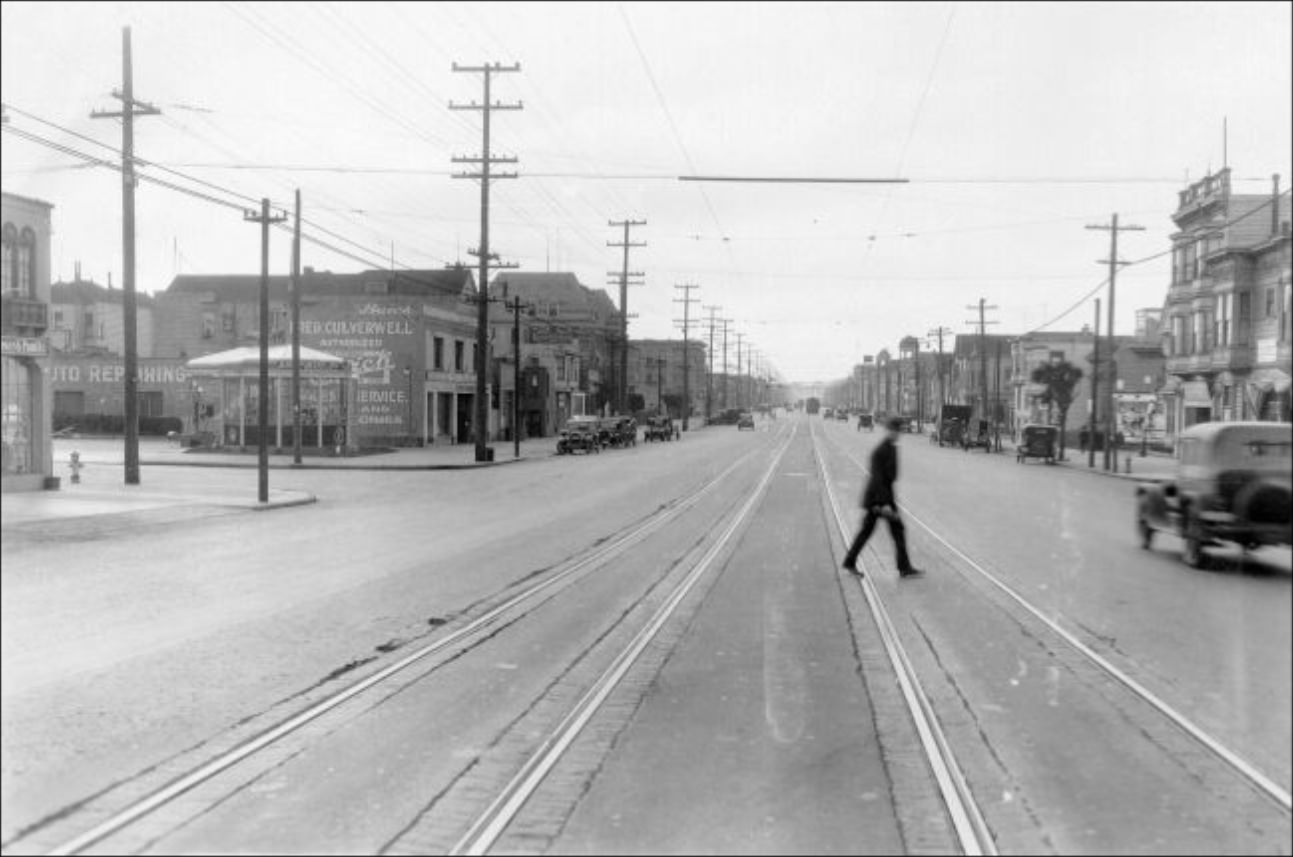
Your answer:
[842,561,864,577]
[898,567,925,578]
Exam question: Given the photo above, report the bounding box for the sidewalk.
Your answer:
[2,435,554,531]
[52,435,552,471]
[1050,447,1177,482]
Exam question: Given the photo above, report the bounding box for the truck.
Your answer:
[806,397,821,415]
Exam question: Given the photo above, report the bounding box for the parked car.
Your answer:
[1016,424,1059,464]
[644,415,674,442]
[737,412,755,430]
[1135,421,1292,567]
[822,407,834,419]
[603,415,637,447]
[556,417,601,455]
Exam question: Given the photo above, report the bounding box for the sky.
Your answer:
[2,1,1290,384]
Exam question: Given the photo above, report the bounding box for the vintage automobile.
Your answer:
[737,411,755,430]
[603,415,637,447]
[856,413,874,431]
[961,418,993,451]
[1135,421,1292,567]
[1016,423,1059,464]
[643,415,675,442]
[556,416,602,455]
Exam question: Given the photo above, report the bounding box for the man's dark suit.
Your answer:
[843,434,914,572]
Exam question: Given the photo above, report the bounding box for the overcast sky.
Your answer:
[3,1,1290,383]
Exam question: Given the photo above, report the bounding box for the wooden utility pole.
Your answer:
[719,318,732,410]
[1089,298,1100,470]
[244,200,287,503]
[91,26,159,485]
[291,189,302,464]
[703,305,720,421]
[928,326,952,442]
[451,62,522,463]
[673,283,700,430]
[505,297,531,459]
[734,332,746,411]
[608,220,646,414]
[965,299,999,434]
[1087,213,1144,470]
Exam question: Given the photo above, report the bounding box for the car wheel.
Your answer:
[1182,509,1204,568]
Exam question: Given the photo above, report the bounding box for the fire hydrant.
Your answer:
[68,450,84,484]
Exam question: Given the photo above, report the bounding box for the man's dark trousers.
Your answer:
[843,506,912,571]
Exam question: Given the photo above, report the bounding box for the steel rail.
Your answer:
[810,421,997,856]
[821,426,1292,815]
[45,443,774,857]
[450,426,798,855]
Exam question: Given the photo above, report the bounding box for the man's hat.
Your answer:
[886,416,904,431]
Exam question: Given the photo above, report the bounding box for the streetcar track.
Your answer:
[815,423,1293,816]
[446,425,798,855]
[31,439,781,857]
[808,421,997,856]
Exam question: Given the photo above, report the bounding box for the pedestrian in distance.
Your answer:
[842,416,924,579]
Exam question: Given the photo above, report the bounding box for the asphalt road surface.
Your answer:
[2,413,1289,855]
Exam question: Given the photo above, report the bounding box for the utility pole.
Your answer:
[291,189,302,464]
[719,318,732,410]
[928,326,952,443]
[1087,213,1144,471]
[734,332,746,410]
[244,199,287,503]
[451,61,522,463]
[91,26,159,486]
[608,219,646,414]
[1089,298,1100,469]
[673,283,700,430]
[966,299,999,438]
[703,305,720,421]
[506,297,531,459]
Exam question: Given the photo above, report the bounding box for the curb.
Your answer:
[130,456,540,472]
[247,492,318,511]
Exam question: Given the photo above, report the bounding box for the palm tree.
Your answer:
[1031,360,1084,461]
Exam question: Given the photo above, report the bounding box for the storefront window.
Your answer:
[2,356,34,475]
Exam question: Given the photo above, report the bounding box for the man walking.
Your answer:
[842,416,924,578]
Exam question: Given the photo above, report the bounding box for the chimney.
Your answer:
[107,272,113,289]
[74,261,81,282]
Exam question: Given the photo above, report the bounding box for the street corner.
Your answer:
[249,490,318,511]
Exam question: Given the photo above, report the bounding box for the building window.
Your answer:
[138,391,164,418]
[1,356,34,475]
[270,306,289,341]
[1,223,15,295]
[1283,281,1291,342]
[1236,292,1251,345]
[1218,293,1230,347]
[557,358,566,382]
[222,309,235,332]
[454,340,464,372]
[433,336,444,370]
[202,312,215,339]
[16,228,35,295]
[1266,286,1277,318]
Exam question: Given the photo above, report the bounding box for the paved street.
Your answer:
[2,414,1289,855]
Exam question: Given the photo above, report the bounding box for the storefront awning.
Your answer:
[186,345,351,377]
[1182,380,1212,408]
